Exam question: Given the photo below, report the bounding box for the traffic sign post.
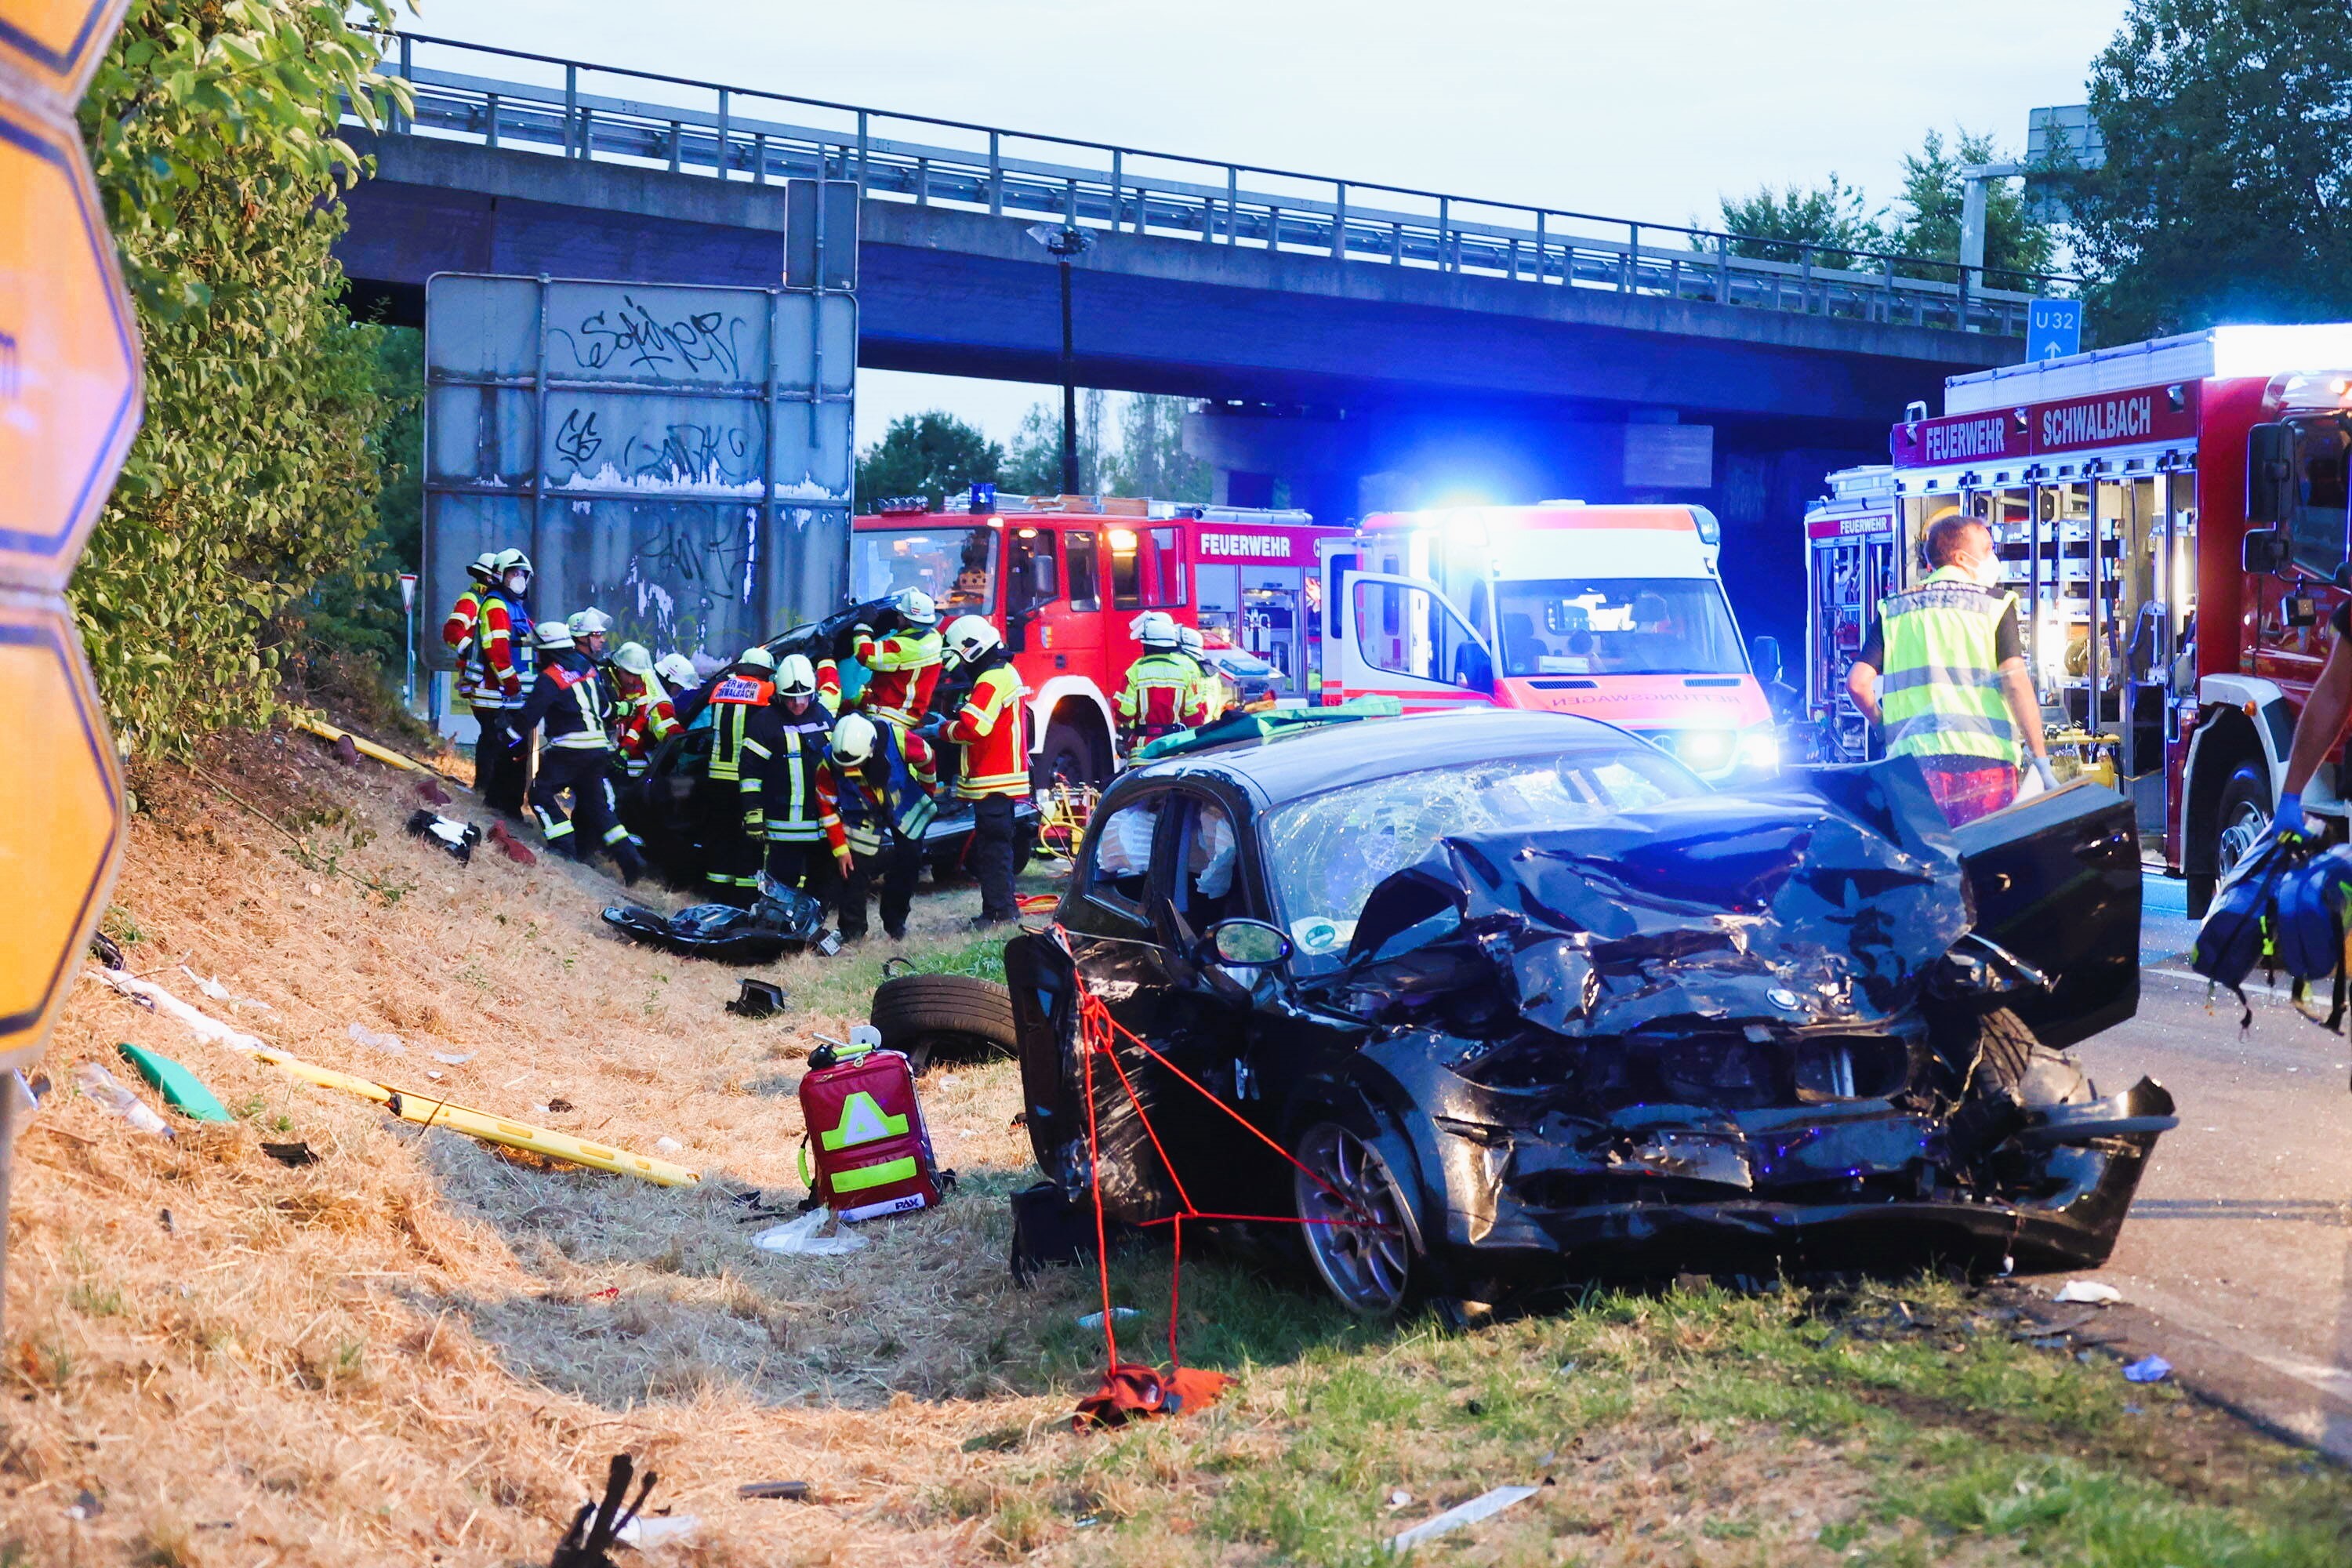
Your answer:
[1,0,139,1340]
[2027,297,2085,362]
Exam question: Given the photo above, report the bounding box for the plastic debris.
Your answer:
[550,1453,655,1568]
[348,1023,405,1055]
[65,1488,103,1520]
[180,967,230,1000]
[615,1515,699,1548]
[1076,1308,1142,1330]
[604,888,829,964]
[89,931,125,969]
[116,1042,231,1123]
[752,1209,869,1257]
[655,1136,684,1154]
[1388,1485,1542,1552]
[2053,1280,2123,1306]
[726,978,789,1018]
[736,1481,811,1501]
[89,968,268,1054]
[261,1141,318,1167]
[405,809,481,864]
[432,1051,475,1065]
[1388,1490,1414,1508]
[74,1062,172,1138]
[2123,1355,2174,1384]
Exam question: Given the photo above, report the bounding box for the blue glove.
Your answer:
[2276,791,2306,836]
[2029,757,2058,791]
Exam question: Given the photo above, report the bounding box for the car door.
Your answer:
[1949,780,2140,1048]
[1335,570,1497,711]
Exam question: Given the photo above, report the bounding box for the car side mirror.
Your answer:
[1751,633,1784,683]
[2246,422,2294,524]
[1199,917,1292,968]
[2242,528,2289,575]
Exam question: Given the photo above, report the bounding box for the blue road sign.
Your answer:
[2027,298,2084,361]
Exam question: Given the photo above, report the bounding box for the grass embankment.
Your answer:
[5,727,2347,1566]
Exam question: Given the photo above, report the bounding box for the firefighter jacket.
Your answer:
[1188,653,1234,724]
[742,699,840,843]
[944,653,1029,799]
[1876,566,2021,767]
[855,625,944,727]
[821,728,938,859]
[702,666,777,784]
[513,648,613,752]
[612,677,679,778]
[815,658,843,710]
[471,590,535,710]
[443,586,486,701]
[1116,650,1208,746]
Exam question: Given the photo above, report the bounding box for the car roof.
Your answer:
[1134,708,1650,806]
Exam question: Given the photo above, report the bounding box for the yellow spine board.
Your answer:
[291,713,451,778]
[250,1046,700,1187]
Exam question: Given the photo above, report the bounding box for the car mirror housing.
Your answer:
[1202,917,1293,968]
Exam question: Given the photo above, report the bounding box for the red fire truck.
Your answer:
[1882,324,2352,914]
[1802,466,1899,764]
[849,495,1349,784]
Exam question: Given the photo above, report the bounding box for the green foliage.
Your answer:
[1886,128,2058,289]
[855,411,1004,511]
[70,1,412,753]
[1003,390,1107,495]
[2072,0,2352,341]
[1709,174,1885,267]
[1101,394,1211,503]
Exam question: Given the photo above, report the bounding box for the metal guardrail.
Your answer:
[356,31,2069,336]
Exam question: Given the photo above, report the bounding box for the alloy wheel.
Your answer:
[1294,1123,1414,1316]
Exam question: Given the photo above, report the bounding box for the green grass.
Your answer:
[924,1268,2352,1566]
[792,926,1011,1017]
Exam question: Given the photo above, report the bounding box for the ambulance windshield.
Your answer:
[1493,577,1744,677]
[851,528,998,614]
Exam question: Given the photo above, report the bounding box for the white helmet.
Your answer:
[534,621,575,651]
[1133,610,1181,649]
[654,652,699,689]
[830,711,880,768]
[735,645,777,672]
[944,614,1001,662]
[466,550,499,583]
[775,654,818,699]
[568,608,614,639]
[494,548,533,579]
[1178,625,1205,658]
[612,641,655,676]
[895,587,939,626]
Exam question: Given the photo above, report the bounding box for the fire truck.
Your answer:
[849,494,1349,784]
[1315,503,1780,783]
[1880,323,2352,914]
[1802,466,1899,763]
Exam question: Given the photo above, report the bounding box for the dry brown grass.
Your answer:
[7,725,1090,1566]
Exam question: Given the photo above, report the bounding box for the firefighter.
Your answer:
[609,642,678,780]
[1116,611,1207,759]
[940,614,1027,926]
[1178,624,1234,724]
[655,653,709,724]
[1847,512,2054,827]
[510,621,645,883]
[821,711,938,942]
[742,655,843,906]
[470,550,537,818]
[441,551,499,675]
[698,647,779,906]
[856,588,944,732]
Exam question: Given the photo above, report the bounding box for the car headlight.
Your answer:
[1736,725,1780,773]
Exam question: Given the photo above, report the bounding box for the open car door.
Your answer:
[1334,571,1497,712]
[1951,779,2140,1049]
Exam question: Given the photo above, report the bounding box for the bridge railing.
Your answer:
[356,31,2072,336]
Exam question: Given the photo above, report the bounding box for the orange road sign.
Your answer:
[0,593,122,1071]
[0,96,141,591]
[0,0,125,103]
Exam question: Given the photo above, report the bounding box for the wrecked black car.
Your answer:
[1004,708,2171,1313]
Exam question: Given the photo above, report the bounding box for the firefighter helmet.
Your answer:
[775,654,818,699]
[895,587,939,626]
[655,653,699,689]
[612,642,655,676]
[943,614,1000,662]
[829,711,880,768]
[534,621,575,650]
[493,548,534,579]
[568,607,614,639]
[466,550,499,583]
[1178,625,1205,658]
[1133,610,1181,649]
[735,646,777,673]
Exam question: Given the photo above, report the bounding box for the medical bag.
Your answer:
[797,1034,941,1221]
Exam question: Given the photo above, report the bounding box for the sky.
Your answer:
[421,0,2129,447]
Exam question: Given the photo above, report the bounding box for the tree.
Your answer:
[1102,395,1211,502]
[1707,176,1884,267]
[1001,390,1109,495]
[1885,129,2058,289]
[73,0,412,752]
[855,411,1003,510]
[2069,0,2352,341]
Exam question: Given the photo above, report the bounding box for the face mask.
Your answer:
[505,573,528,595]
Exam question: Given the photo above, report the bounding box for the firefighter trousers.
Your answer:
[968,793,1019,921]
[697,782,761,908]
[763,837,840,909]
[474,704,525,818]
[531,748,630,862]
[837,837,922,942]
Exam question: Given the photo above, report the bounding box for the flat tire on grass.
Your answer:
[869,973,1018,1074]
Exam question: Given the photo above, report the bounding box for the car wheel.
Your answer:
[1966,1007,2092,1107]
[2214,760,2273,884]
[1293,1120,1421,1316]
[1037,717,1103,789]
[869,973,1018,1073]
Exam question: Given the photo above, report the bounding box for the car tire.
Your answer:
[1036,717,1104,789]
[1966,1007,2092,1108]
[869,973,1018,1074]
[1292,1120,1424,1317]
[2214,760,2273,887]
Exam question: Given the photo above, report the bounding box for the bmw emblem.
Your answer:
[1767,988,1801,1011]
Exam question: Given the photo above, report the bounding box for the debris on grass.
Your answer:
[736,1480,812,1501]
[752,1210,866,1257]
[74,1062,172,1138]
[348,1022,406,1054]
[2054,1279,2124,1305]
[2125,1354,2176,1383]
[726,978,789,1017]
[116,1040,232,1122]
[1387,1483,1543,1551]
[260,1140,318,1167]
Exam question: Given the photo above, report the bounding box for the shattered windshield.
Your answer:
[1494,577,1744,677]
[1262,746,1703,970]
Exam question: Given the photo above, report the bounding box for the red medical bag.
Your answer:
[797,1044,940,1221]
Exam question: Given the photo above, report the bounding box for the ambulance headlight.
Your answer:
[1675,728,1735,771]
[1735,725,1781,774]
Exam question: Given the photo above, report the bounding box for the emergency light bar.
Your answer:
[874,496,930,515]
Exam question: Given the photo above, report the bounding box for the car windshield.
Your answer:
[850,528,997,615]
[1494,576,1744,677]
[1261,746,1704,970]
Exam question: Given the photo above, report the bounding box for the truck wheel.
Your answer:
[2214,761,2272,885]
[1293,1120,1423,1316]
[869,973,1018,1073]
[1036,717,1103,789]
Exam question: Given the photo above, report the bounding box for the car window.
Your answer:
[1261,747,1702,970]
[1082,793,1164,913]
[1176,796,1243,928]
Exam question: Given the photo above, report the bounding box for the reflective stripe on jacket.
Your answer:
[743,704,839,843]
[703,673,775,782]
[823,728,938,857]
[512,650,612,751]
[1116,651,1207,742]
[1878,567,2020,765]
[945,659,1029,798]
[612,682,678,776]
[444,587,486,701]
[855,626,943,724]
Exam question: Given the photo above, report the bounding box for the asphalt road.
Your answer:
[2061,870,2352,1457]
